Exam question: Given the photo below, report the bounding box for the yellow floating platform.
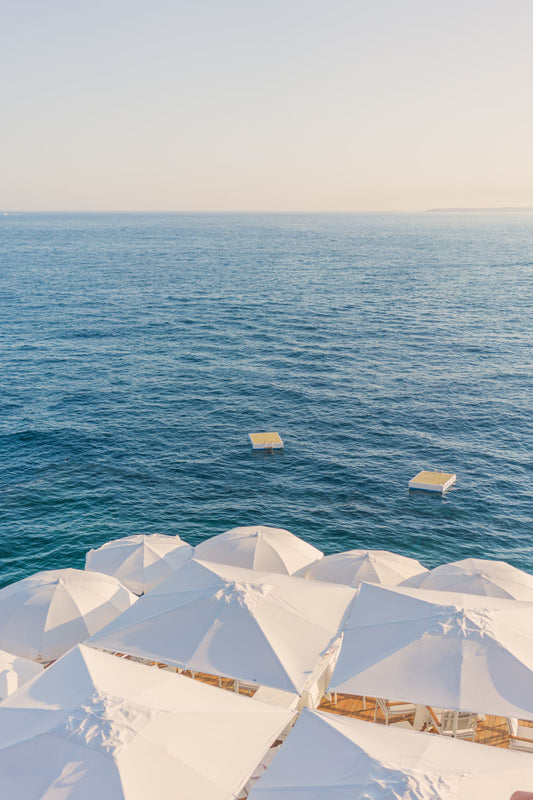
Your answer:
[248,432,284,450]
[409,470,456,493]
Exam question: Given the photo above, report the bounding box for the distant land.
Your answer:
[427,207,533,212]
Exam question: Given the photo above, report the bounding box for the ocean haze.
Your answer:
[2,1,533,211]
[0,212,531,588]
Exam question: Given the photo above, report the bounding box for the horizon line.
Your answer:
[3,207,533,215]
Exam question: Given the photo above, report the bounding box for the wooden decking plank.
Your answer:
[318,694,530,751]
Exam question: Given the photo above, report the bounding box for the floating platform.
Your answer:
[409,470,456,493]
[248,432,284,451]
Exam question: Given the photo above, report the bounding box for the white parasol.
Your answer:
[89,558,355,695]
[85,533,193,595]
[296,548,427,587]
[0,568,136,663]
[0,644,294,800]
[0,648,43,699]
[194,525,323,575]
[403,557,533,601]
[329,582,533,720]
[248,708,533,800]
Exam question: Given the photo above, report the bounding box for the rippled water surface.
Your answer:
[0,212,531,587]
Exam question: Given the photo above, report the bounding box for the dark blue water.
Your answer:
[0,212,531,588]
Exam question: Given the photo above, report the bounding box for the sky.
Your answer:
[1,0,533,212]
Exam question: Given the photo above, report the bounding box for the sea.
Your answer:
[0,212,531,589]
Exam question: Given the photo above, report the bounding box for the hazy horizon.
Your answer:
[4,207,533,215]
[2,0,532,212]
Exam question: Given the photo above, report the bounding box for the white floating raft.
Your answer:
[248,432,284,450]
[409,470,456,493]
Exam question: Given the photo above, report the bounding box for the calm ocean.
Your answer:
[0,212,531,588]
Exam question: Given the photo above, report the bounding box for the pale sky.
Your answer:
[1,0,532,211]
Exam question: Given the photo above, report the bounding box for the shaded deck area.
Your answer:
[318,693,533,750]
[113,654,533,752]
[132,658,259,697]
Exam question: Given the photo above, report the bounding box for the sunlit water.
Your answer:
[0,212,531,588]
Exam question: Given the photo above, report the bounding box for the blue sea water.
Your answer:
[0,212,531,589]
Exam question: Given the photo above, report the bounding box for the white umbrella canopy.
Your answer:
[403,557,533,601]
[248,708,533,800]
[85,533,193,595]
[0,568,136,663]
[329,582,533,721]
[0,649,43,700]
[194,525,323,575]
[296,548,428,587]
[89,558,356,694]
[0,644,294,800]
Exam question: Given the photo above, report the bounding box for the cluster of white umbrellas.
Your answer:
[1,524,533,797]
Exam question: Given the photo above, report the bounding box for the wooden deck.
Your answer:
[318,693,533,750]
[148,662,258,696]
[113,655,533,752]
[168,667,533,752]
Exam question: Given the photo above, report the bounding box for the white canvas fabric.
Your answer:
[329,582,533,720]
[0,644,294,800]
[0,649,43,699]
[402,557,533,600]
[85,534,193,595]
[296,548,428,587]
[194,525,323,575]
[248,709,533,800]
[0,568,136,663]
[89,559,355,694]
